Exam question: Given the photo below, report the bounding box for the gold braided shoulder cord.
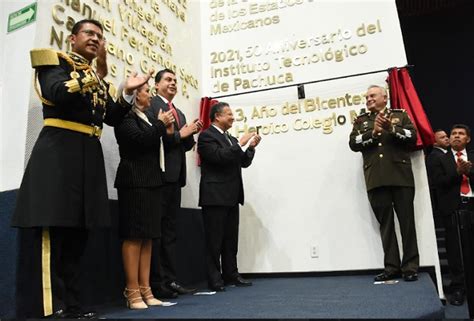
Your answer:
[33,71,55,106]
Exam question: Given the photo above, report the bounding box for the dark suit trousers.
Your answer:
[429,187,440,217]
[151,182,180,286]
[15,227,88,318]
[368,186,419,274]
[202,205,240,285]
[442,209,469,291]
[48,227,89,313]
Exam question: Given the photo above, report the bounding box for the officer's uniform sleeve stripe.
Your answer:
[356,134,363,144]
[403,129,412,138]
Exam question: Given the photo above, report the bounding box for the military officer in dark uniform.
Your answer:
[349,85,419,282]
[11,19,152,318]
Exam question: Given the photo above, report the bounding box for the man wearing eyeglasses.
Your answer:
[11,19,152,318]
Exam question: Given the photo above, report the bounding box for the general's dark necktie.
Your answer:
[456,151,471,195]
[168,101,180,127]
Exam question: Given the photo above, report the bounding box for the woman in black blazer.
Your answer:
[114,82,174,309]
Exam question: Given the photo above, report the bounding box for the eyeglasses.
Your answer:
[80,29,105,41]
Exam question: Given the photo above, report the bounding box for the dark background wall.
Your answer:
[0,190,18,318]
[397,0,474,133]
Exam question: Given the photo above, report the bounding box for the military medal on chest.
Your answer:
[70,71,80,79]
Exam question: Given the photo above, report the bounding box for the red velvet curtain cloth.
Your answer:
[197,97,219,165]
[199,97,219,132]
[387,67,435,149]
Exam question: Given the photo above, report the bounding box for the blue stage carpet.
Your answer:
[99,273,444,318]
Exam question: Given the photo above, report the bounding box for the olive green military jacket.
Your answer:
[349,109,417,191]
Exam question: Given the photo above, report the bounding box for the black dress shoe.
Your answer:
[209,283,225,292]
[374,271,400,282]
[225,276,252,286]
[42,309,68,318]
[450,290,465,306]
[402,272,418,282]
[78,311,98,319]
[64,308,98,319]
[168,281,197,295]
[153,285,178,299]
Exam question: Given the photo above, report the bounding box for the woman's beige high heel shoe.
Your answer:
[140,286,163,306]
[124,288,148,309]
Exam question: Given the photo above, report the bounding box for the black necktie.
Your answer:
[224,132,233,146]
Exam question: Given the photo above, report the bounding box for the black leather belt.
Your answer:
[459,197,474,213]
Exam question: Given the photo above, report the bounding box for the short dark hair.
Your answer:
[155,68,175,83]
[71,19,103,35]
[210,102,229,122]
[434,129,445,134]
[451,124,471,137]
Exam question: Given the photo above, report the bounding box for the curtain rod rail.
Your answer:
[209,65,414,100]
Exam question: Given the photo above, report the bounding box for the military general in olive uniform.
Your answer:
[349,85,419,282]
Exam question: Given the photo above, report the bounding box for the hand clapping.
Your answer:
[457,158,472,175]
[180,118,204,138]
[239,132,262,148]
[158,109,175,127]
[373,113,391,135]
[249,134,262,148]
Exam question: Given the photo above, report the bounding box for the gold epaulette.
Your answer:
[30,49,59,68]
[31,49,61,106]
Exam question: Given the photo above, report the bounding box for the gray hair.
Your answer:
[367,85,387,96]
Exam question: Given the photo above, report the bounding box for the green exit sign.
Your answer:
[8,2,37,33]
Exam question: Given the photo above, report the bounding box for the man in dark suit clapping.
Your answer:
[147,69,203,298]
[433,124,474,306]
[426,129,450,217]
[198,102,261,291]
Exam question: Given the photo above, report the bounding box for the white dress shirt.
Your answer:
[451,148,472,197]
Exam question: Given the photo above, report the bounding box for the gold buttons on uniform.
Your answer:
[379,154,383,158]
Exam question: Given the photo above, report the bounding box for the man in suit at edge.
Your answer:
[198,102,261,291]
[432,124,473,306]
[349,85,419,282]
[146,69,203,298]
[426,129,450,217]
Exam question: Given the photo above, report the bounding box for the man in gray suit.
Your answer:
[147,69,203,298]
